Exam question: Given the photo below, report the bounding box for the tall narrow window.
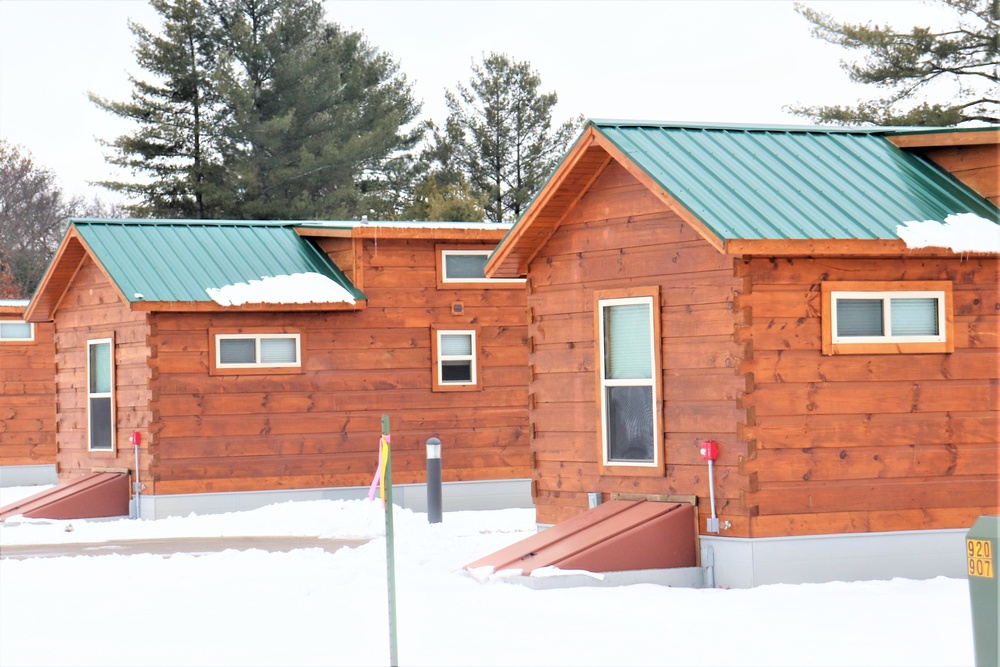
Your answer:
[432,326,480,391]
[596,288,662,471]
[88,338,114,452]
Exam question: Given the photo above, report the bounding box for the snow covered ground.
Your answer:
[0,485,976,667]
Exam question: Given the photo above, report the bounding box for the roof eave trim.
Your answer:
[24,226,128,322]
[130,300,367,313]
[724,238,998,257]
[486,125,603,278]
[888,128,1000,148]
[589,128,727,254]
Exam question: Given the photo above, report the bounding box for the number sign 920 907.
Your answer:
[967,538,994,578]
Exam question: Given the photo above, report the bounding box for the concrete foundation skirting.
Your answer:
[0,465,58,488]
[137,478,532,520]
[701,528,970,589]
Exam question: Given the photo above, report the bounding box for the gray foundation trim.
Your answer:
[137,478,532,520]
[0,465,58,488]
[702,528,969,589]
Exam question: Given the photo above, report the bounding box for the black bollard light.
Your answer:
[426,437,442,523]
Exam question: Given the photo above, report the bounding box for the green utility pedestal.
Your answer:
[966,516,998,667]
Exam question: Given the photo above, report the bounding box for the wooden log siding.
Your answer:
[0,315,56,466]
[916,144,999,206]
[49,257,153,484]
[525,161,752,529]
[146,237,529,495]
[738,255,1000,537]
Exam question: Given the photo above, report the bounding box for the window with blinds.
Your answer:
[215,333,300,369]
[822,282,953,355]
[597,293,659,467]
[832,292,945,343]
[432,328,479,390]
[87,338,115,451]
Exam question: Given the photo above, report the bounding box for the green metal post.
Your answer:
[382,414,399,667]
[966,516,998,667]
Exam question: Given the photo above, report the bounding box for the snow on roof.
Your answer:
[896,213,1000,254]
[206,273,357,307]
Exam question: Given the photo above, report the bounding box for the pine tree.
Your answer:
[94,0,423,220]
[441,53,581,223]
[789,0,999,126]
[406,119,485,222]
[203,0,425,219]
[90,0,224,217]
[406,175,485,222]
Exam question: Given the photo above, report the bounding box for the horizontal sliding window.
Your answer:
[822,281,953,355]
[212,332,302,373]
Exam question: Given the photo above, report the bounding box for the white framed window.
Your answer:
[832,292,946,343]
[215,333,301,369]
[87,338,115,452]
[822,281,953,355]
[0,320,33,341]
[596,289,661,470]
[432,327,479,391]
[442,250,491,282]
[437,247,525,287]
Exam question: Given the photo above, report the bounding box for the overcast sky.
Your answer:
[0,0,955,204]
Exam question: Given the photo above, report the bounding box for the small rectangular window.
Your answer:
[87,338,115,452]
[437,246,525,288]
[822,282,953,354]
[444,251,489,280]
[432,327,480,391]
[0,320,33,341]
[595,287,663,474]
[214,333,301,369]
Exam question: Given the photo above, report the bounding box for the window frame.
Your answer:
[209,329,304,376]
[87,337,115,452]
[594,286,664,477]
[431,325,481,392]
[436,244,525,289]
[0,319,34,342]
[821,281,954,355]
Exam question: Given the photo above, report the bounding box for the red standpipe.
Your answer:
[700,440,720,533]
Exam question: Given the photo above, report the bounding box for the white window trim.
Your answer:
[597,295,659,468]
[441,249,524,284]
[215,333,301,369]
[436,329,477,386]
[0,320,34,341]
[831,290,947,345]
[87,338,115,452]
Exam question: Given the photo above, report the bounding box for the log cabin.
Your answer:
[485,121,1000,587]
[0,300,57,486]
[19,219,530,518]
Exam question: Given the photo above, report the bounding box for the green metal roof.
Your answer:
[72,219,365,303]
[589,120,999,241]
